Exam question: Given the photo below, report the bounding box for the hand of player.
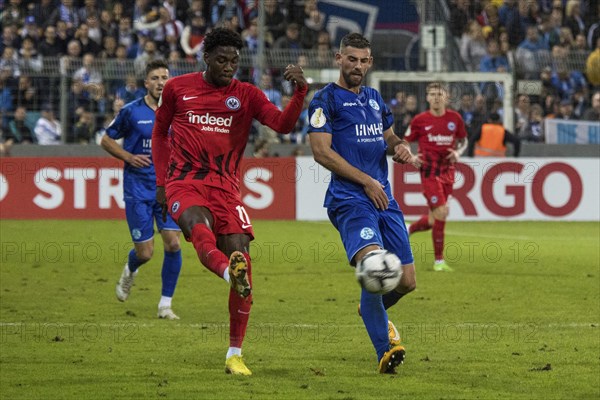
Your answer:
[363,177,389,210]
[156,186,168,222]
[283,64,307,90]
[392,142,421,168]
[445,149,460,164]
[127,154,152,168]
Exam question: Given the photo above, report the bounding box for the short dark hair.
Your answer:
[145,59,169,77]
[203,27,243,54]
[339,33,371,50]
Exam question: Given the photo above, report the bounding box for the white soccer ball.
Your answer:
[355,249,403,294]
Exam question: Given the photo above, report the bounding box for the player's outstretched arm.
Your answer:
[310,131,389,210]
[259,65,308,134]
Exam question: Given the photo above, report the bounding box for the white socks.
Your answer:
[226,347,242,359]
[158,296,172,309]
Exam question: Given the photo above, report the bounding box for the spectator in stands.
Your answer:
[0,0,25,29]
[564,0,586,38]
[15,74,36,110]
[211,0,246,29]
[6,106,36,147]
[264,0,286,41]
[540,66,559,99]
[78,0,100,22]
[551,65,588,101]
[582,91,600,121]
[39,25,67,57]
[134,38,162,76]
[260,72,283,110]
[586,37,600,89]
[516,25,549,78]
[49,0,81,32]
[587,3,600,50]
[524,103,545,143]
[571,33,589,72]
[100,10,118,39]
[471,112,521,157]
[151,6,185,55]
[34,103,62,145]
[458,92,486,142]
[85,14,104,47]
[542,93,559,117]
[394,94,418,138]
[99,35,119,59]
[117,17,136,55]
[1,26,20,57]
[105,45,130,93]
[460,20,488,72]
[30,0,55,30]
[273,23,302,52]
[73,52,104,98]
[449,0,471,38]
[514,94,531,139]
[539,12,562,50]
[478,3,503,42]
[300,5,326,49]
[480,38,509,102]
[73,109,95,144]
[55,20,72,52]
[180,11,207,60]
[74,23,102,56]
[17,36,43,75]
[504,0,528,47]
[20,16,42,42]
[555,98,578,120]
[465,93,489,155]
[116,74,145,103]
[0,46,20,79]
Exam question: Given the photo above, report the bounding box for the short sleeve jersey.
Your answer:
[105,97,156,201]
[307,83,394,208]
[406,109,467,184]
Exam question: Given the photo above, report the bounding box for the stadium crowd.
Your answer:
[0,0,599,154]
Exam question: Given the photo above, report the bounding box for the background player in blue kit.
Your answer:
[308,33,419,374]
[101,60,182,320]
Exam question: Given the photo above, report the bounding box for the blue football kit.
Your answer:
[308,82,414,364]
[307,83,413,266]
[106,97,179,243]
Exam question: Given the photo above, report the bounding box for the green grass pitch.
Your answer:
[0,220,598,399]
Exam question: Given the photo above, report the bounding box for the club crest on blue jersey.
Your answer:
[368,99,380,110]
[310,107,326,128]
[131,228,142,240]
[225,96,241,110]
[360,227,375,240]
[447,122,456,131]
[171,201,180,214]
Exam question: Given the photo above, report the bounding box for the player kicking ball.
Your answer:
[101,60,183,320]
[308,33,419,374]
[152,28,308,375]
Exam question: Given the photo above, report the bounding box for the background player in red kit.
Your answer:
[405,82,468,272]
[152,28,308,375]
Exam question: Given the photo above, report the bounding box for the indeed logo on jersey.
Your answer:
[187,111,233,133]
[427,133,454,145]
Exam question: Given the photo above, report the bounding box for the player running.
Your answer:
[101,60,183,320]
[151,28,307,375]
[406,82,468,271]
[308,33,419,374]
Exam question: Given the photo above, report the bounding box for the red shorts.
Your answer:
[422,178,453,209]
[166,181,254,240]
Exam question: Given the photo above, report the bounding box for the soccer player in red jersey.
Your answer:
[405,82,468,272]
[151,28,308,375]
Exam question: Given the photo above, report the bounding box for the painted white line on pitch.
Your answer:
[0,322,597,329]
[444,231,570,241]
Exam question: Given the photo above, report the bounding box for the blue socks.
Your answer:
[161,250,182,297]
[360,288,390,361]
[127,249,145,273]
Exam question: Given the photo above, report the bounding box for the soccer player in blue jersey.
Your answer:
[101,60,183,320]
[308,33,419,374]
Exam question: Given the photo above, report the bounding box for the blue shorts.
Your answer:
[327,199,414,266]
[125,199,180,243]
